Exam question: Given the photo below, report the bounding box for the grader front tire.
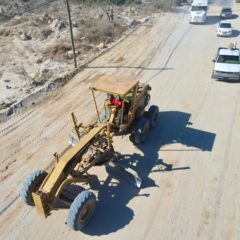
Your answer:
[67,190,96,231]
[20,170,47,206]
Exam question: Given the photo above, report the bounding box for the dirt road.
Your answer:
[1,1,240,239]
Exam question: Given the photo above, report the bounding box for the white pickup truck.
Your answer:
[212,47,240,81]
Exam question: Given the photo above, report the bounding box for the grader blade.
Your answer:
[105,160,142,188]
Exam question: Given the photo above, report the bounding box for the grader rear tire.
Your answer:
[67,190,96,231]
[20,170,47,206]
[146,105,159,128]
[134,117,150,144]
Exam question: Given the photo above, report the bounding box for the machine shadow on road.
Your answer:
[229,14,239,20]
[204,16,220,25]
[79,111,215,236]
[157,111,216,151]
[216,79,240,84]
[229,29,240,38]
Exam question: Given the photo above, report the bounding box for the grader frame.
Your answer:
[21,76,158,230]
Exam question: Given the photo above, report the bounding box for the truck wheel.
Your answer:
[134,117,150,144]
[20,170,47,206]
[67,191,96,230]
[146,105,159,128]
[211,71,215,79]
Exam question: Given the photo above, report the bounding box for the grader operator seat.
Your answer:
[101,94,116,122]
[90,76,139,129]
[111,95,129,125]
[102,94,129,125]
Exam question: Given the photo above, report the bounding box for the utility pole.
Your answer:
[66,0,77,68]
[169,0,173,12]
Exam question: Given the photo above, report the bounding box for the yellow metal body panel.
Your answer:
[91,75,139,97]
[32,192,47,218]
[55,177,89,199]
[39,123,106,194]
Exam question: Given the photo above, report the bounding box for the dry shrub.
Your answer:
[79,44,94,53]
[141,4,158,14]
[152,0,186,10]
[43,41,72,61]
[77,19,126,45]
[41,26,53,39]
[8,17,29,27]
[17,26,52,40]
[89,21,114,43]
[0,28,12,37]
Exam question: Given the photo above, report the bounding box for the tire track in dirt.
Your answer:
[0,195,19,216]
[0,153,57,217]
[0,110,35,137]
[0,81,103,174]
[0,91,103,215]
[137,17,181,79]
[148,23,192,82]
[0,122,69,171]
[85,14,178,79]
[209,96,240,240]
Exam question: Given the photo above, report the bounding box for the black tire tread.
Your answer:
[134,117,150,144]
[20,170,47,206]
[146,105,159,128]
[67,190,96,230]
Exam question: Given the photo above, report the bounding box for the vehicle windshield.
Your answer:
[191,6,207,11]
[222,8,232,13]
[219,23,231,28]
[217,55,239,64]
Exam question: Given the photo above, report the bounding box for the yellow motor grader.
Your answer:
[20,76,159,230]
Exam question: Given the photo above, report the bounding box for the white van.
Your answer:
[189,0,208,23]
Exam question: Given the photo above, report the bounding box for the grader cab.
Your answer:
[90,76,158,142]
[20,76,159,230]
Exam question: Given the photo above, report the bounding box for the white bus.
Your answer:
[189,0,208,24]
